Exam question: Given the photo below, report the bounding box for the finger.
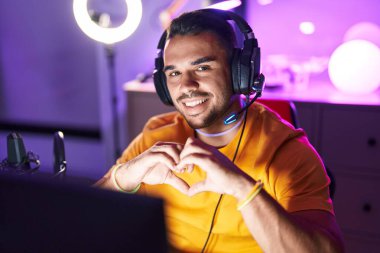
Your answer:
[155,142,184,151]
[165,173,190,194]
[144,152,178,170]
[186,164,194,173]
[177,153,212,173]
[185,137,209,149]
[184,136,196,145]
[174,163,193,173]
[188,181,208,196]
[151,143,184,164]
[180,140,211,161]
[183,136,199,151]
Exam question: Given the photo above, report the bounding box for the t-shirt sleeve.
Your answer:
[267,135,334,215]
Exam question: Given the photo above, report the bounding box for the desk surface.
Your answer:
[124,80,380,106]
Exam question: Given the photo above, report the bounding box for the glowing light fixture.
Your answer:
[205,0,242,10]
[328,40,380,95]
[257,0,273,6]
[344,22,380,47]
[73,0,142,44]
[299,21,315,35]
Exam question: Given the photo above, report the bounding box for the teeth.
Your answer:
[184,99,207,107]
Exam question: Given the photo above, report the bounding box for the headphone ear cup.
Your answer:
[231,48,242,94]
[153,56,173,105]
[238,45,255,95]
[232,40,262,95]
[231,47,253,95]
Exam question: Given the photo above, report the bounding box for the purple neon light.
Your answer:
[206,0,242,10]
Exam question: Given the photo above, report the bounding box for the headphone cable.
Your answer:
[200,101,249,253]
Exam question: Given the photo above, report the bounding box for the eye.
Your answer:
[168,71,181,77]
[197,66,210,71]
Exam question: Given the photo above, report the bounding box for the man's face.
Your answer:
[163,32,237,129]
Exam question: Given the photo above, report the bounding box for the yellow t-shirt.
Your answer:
[116,103,333,253]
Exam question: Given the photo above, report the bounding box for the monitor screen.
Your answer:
[0,173,168,252]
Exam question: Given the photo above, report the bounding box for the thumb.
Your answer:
[165,173,190,194]
[188,181,208,196]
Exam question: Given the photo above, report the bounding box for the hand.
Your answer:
[117,142,190,194]
[176,137,255,199]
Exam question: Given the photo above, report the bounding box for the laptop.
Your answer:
[0,173,168,252]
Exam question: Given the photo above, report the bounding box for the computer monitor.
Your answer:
[0,173,168,252]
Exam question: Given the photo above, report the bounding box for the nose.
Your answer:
[179,71,199,93]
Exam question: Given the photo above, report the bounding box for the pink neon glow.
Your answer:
[257,0,273,6]
[206,0,242,10]
[299,22,315,35]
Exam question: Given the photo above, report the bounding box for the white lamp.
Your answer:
[328,40,380,95]
[73,0,142,45]
[344,22,380,47]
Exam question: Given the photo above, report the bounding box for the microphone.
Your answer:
[53,131,66,178]
[6,132,30,169]
[1,132,41,174]
[224,92,262,125]
[224,74,265,125]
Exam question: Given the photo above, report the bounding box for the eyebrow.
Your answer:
[163,56,216,73]
[191,56,216,65]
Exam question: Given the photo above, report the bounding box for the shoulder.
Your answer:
[246,103,329,202]
[142,111,193,141]
[118,111,193,163]
[246,103,307,161]
[251,103,321,167]
[251,102,323,177]
[143,111,185,131]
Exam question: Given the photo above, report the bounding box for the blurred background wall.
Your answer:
[0,0,379,180]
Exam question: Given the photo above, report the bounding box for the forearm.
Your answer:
[93,163,140,192]
[237,183,343,253]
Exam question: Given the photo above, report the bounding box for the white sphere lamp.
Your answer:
[328,40,380,95]
[73,0,142,45]
[344,22,380,47]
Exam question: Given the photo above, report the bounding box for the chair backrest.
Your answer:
[257,98,299,128]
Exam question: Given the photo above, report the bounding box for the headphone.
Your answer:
[153,8,265,106]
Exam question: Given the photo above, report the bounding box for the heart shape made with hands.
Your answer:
[153,137,240,197]
[135,137,246,197]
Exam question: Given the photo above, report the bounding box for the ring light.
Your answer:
[73,0,142,44]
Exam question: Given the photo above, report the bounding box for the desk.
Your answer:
[124,80,380,252]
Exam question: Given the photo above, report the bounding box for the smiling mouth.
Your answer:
[183,98,208,107]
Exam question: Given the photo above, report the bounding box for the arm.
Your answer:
[177,137,344,253]
[239,186,344,253]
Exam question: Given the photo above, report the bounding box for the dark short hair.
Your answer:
[167,9,237,61]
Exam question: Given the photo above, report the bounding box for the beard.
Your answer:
[174,96,233,130]
[182,107,219,129]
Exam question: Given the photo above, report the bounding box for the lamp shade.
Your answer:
[328,40,380,95]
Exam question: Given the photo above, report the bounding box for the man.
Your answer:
[96,9,344,253]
